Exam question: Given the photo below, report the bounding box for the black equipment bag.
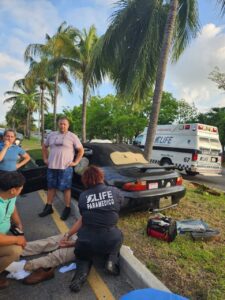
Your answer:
[147,216,177,242]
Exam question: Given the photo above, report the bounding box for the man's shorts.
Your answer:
[47,167,73,191]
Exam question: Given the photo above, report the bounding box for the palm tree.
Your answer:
[77,26,99,142]
[96,0,199,160]
[25,22,74,130]
[55,25,99,142]
[25,57,53,143]
[4,79,39,138]
[217,0,225,13]
[144,0,200,159]
[5,101,27,134]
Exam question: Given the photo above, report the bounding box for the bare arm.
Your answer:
[11,207,23,230]
[67,217,82,237]
[69,146,84,167]
[0,141,10,161]
[42,144,49,165]
[59,217,82,247]
[16,152,30,169]
[0,233,26,247]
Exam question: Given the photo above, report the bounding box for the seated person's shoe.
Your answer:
[23,268,54,285]
[105,260,120,276]
[0,278,9,290]
[70,260,92,293]
[60,207,71,220]
[38,204,54,217]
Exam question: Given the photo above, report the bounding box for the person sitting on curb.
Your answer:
[39,117,84,220]
[68,165,124,293]
[0,172,26,289]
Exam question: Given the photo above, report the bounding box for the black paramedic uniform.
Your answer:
[75,183,124,264]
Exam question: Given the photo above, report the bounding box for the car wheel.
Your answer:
[160,158,172,166]
[186,170,198,176]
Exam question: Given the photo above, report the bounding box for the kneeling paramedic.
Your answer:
[61,165,123,293]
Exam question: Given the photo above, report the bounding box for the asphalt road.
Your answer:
[181,168,225,192]
[1,191,132,300]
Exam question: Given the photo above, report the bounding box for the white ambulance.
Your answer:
[133,123,222,175]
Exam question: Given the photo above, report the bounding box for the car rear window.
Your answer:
[110,151,148,165]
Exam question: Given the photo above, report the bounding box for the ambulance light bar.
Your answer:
[197,125,218,132]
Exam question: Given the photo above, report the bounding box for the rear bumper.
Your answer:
[120,185,186,211]
[191,166,222,175]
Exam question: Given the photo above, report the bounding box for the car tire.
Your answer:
[160,158,172,166]
[186,170,198,176]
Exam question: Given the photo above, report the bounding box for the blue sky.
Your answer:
[1,0,225,123]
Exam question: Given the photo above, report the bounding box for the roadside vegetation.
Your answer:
[22,137,41,150]
[118,182,225,300]
[22,138,42,160]
[25,140,225,299]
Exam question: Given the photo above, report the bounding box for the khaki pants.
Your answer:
[0,244,23,273]
[22,234,76,271]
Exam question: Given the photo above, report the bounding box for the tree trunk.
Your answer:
[38,92,41,141]
[40,88,45,144]
[144,0,179,161]
[81,83,88,143]
[26,111,31,139]
[53,72,59,131]
[26,113,29,138]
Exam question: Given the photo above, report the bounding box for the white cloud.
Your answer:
[0,53,26,70]
[66,6,110,34]
[93,0,115,6]
[165,23,225,112]
[0,0,62,122]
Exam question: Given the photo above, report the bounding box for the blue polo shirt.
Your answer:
[0,142,25,171]
[0,196,16,234]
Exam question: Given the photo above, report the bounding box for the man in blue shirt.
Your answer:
[0,172,26,289]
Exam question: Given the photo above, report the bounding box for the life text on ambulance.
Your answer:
[133,123,222,176]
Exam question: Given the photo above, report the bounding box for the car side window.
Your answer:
[83,147,93,157]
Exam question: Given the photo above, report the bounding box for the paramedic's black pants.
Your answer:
[74,226,123,264]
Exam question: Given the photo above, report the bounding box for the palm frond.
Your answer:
[98,0,166,102]
[171,0,200,62]
[217,0,225,15]
[24,43,45,62]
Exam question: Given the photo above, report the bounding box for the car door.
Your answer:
[18,159,47,194]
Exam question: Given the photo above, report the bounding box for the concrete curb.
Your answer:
[55,191,170,292]
[120,245,170,292]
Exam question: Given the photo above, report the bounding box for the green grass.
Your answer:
[118,183,225,300]
[22,137,41,151]
[22,138,43,161]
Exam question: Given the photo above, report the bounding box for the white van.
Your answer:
[134,123,222,175]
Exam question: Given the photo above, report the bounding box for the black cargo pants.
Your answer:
[74,226,123,264]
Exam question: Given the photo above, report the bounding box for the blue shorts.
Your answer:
[47,167,73,191]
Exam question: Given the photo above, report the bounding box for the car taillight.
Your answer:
[176,177,183,185]
[192,152,198,161]
[122,181,147,191]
